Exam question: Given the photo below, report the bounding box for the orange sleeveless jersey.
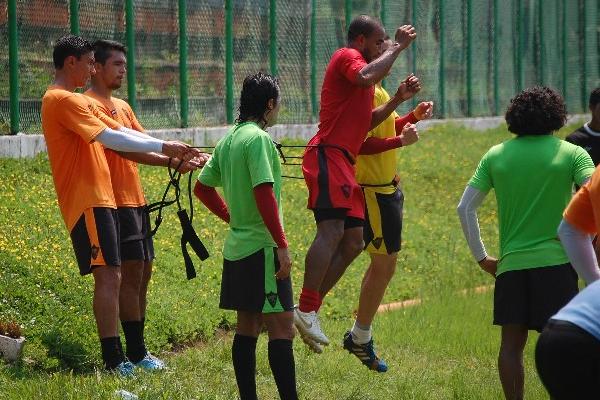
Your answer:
[563,165,600,234]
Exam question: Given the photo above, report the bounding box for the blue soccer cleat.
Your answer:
[343,331,388,373]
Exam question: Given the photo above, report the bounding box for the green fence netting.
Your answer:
[2,0,599,134]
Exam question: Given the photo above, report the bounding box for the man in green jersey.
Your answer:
[195,73,297,400]
[457,86,594,400]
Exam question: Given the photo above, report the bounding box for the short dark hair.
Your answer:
[347,15,381,42]
[505,86,567,136]
[589,88,600,107]
[53,35,93,69]
[92,39,127,65]
[237,72,280,125]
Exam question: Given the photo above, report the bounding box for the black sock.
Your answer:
[121,320,147,363]
[232,334,258,400]
[268,339,298,400]
[100,336,125,370]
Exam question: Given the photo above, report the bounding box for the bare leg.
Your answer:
[498,324,528,400]
[139,260,152,318]
[119,259,144,321]
[302,219,345,291]
[92,266,121,338]
[318,226,364,298]
[355,252,397,326]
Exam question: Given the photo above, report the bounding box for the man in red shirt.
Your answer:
[295,15,418,352]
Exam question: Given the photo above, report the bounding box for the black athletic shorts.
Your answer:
[220,247,293,314]
[118,206,155,262]
[535,319,600,399]
[312,208,364,229]
[70,207,121,275]
[493,263,578,332]
[363,187,404,255]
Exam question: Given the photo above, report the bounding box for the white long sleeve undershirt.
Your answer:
[557,219,600,284]
[456,185,488,262]
[96,127,164,153]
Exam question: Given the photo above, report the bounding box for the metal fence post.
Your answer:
[269,0,278,76]
[310,0,318,121]
[493,0,499,115]
[581,0,587,112]
[8,0,19,134]
[69,0,79,35]
[411,0,417,109]
[179,0,188,128]
[439,0,446,117]
[562,0,567,103]
[125,0,137,112]
[225,0,234,124]
[466,0,473,116]
[516,0,524,92]
[538,0,545,85]
[345,0,352,30]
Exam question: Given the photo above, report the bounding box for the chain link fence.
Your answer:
[1,0,599,134]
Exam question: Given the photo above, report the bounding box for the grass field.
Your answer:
[0,122,580,398]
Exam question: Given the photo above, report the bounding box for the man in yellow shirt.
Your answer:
[84,39,206,371]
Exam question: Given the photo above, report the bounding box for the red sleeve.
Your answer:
[359,136,403,155]
[253,183,288,248]
[394,112,418,135]
[193,181,230,223]
[337,48,367,84]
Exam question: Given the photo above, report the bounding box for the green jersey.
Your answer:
[469,135,594,275]
[199,121,283,260]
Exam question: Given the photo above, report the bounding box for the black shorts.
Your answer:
[363,188,404,255]
[70,207,121,275]
[118,206,155,262]
[493,263,578,331]
[312,208,364,229]
[220,247,293,314]
[535,319,600,399]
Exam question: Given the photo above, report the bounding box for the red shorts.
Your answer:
[302,145,365,220]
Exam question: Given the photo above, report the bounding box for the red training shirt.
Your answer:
[308,48,375,157]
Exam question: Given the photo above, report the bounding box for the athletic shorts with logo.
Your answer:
[493,263,578,332]
[70,207,121,275]
[118,206,155,262]
[363,187,404,254]
[302,146,364,220]
[220,247,293,313]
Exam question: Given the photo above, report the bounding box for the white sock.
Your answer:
[350,321,372,344]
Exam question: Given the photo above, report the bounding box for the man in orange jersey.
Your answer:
[41,35,200,375]
[84,39,207,371]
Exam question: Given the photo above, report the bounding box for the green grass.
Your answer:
[0,122,580,397]
[0,289,548,399]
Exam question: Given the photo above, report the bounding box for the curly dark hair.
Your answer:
[236,72,280,125]
[505,86,567,136]
[53,35,93,69]
[589,88,600,107]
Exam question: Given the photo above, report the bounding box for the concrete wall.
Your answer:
[0,115,588,159]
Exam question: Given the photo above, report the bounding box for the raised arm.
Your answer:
[355,25,416,87]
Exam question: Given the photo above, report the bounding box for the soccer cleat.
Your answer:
[299,333,324,354]
[112,361,136,377]
[134,352,166,371]
[343,331,388,373]
[293,307,330,346]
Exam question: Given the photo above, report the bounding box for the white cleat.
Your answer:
[293,307,330,346]
[299,334,323,354]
